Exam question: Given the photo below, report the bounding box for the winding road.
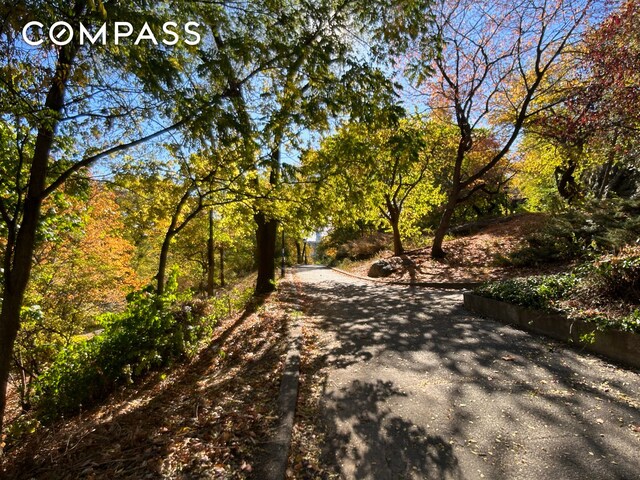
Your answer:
[293,265,640,480]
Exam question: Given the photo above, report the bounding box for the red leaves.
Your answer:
[582,0,640,128]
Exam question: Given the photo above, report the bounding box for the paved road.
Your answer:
[293,266,640,480]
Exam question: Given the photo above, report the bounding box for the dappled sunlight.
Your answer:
[342,214,567,284]
[323,379,464,480]
[1,298,288,479]
[295,266,640,479]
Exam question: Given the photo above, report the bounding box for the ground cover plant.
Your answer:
[476,246,640,333]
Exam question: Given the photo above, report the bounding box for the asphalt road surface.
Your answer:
[293,266,640,480]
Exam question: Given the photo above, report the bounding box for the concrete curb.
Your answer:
[464,292,640,369]
[329,265,482,290]
[256,318,302,479]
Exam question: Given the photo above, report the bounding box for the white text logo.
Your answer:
[22,21,202,46]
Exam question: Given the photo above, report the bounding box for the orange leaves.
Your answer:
[31,182,141,326]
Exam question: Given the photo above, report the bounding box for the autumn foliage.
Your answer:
[31,184,142,321]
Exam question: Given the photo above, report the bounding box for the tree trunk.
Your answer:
[295,241,302,264]
[555,160,580,203]
[385,198,403,256]
[303,240,308,264]
[157,232,173,296]
[595,160,613,199]
[280,229,286,277]
[253,139,280,294]
[17,351,29,412]
[207,209,215,296]
[596,133,619,199]
[254,211,278,294]
[0,288,24,438]
[390,218,404,256]
[219,246,225,288]
[156,187,196,295]
[431,191,459,259]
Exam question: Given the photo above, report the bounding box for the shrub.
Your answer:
[503,217,584,266]
[316,224,391,264]
[340,234,389,260]
[33,275,252,422]
[618,309,640,333]
[579,246,640,304]
[475,274,577,310]
[503,198,640,267]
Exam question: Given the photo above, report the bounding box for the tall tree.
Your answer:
[402,0,596,257]
[524,0,640,201]
[194,0,435,293]
[0,0,210,433]
[153,148,245,295]
[306,116,454,255]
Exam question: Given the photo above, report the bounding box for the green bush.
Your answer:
[581,247,640,303]
[475,274,577,311]
[618,309,640,333]
[476,250,640,333]
[503,198,640,267]
[33,275,252,422]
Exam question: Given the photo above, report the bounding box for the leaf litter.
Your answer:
[1,291,292,479]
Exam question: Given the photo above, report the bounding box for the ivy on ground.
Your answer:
[476,247,640,334]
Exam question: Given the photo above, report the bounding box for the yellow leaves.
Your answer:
[167,57,183,72]
[512,135,563,210]
[306,115,458,240]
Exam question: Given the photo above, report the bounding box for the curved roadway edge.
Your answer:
[464,292,640,369]
[327,265,482,290]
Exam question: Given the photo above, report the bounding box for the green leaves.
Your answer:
[87,0,107,19]
[475,274,578,311]
[305,115,454,246]
[33,276,253,422]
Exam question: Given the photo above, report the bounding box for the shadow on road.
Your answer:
[324,378,463,480]
[296,266,640,480]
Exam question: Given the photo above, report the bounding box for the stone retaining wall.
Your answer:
[463,293,640,369]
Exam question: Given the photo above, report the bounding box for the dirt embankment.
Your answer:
[345,214,567,283]
[1,291,294,480]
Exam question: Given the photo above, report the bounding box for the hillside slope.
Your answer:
[344,213,567,283]
[1,292,293,479]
